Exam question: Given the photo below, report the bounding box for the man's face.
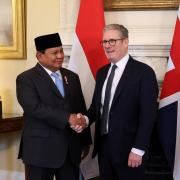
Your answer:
[37,46,64,71]
[102,30,128,63]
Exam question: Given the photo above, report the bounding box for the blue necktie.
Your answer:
[51,72,65,97]
[101,64,117,134]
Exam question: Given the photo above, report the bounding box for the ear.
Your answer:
[124,38,129,47]
[36,51,42,60]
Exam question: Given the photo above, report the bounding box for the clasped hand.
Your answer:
[69,113,87,133]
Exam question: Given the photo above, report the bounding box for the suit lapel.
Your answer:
[97,64,111,105]
[60,68,69,99]
[111,57,134,107]
[35,63,64,99]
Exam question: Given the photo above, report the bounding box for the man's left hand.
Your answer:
[128,152,142,168]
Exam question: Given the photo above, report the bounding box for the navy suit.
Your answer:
[16,63,91,178]
[88,56,159,180]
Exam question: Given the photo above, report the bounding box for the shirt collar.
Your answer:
[38,63,61,77]
[111,53,129,69]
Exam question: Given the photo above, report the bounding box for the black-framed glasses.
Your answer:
[100,38,125,46]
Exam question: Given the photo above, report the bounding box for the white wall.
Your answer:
[105,10,177,45]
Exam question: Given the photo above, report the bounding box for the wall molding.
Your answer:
[63,44,170,57]
[62,44,169,88]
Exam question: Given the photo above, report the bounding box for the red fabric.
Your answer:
[160,16,180,99]
[76,0,108,78]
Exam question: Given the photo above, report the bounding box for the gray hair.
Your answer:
[103,24,129,39]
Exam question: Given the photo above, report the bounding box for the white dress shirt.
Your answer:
[101,54,129,114]
[38,63,63,83]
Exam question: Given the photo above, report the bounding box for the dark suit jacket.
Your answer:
[88,56,158,164]
[16,63,91,168]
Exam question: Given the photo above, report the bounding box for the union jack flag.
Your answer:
[159,6,180,180]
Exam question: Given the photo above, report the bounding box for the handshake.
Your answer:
[68,113,88,133]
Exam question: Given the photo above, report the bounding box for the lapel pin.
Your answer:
[64,76,68,85]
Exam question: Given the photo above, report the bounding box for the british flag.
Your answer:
[159,6,180,180]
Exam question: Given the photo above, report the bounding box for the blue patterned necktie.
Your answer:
[51,72,65,97]
[101,64,117,134]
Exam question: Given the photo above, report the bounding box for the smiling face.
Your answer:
[36,46,64,72]
[102,29,129,63]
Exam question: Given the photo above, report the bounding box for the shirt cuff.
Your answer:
[84,115,89,126]
[131,148,145,156]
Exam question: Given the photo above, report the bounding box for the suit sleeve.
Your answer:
[72,74,92,145]
[78,78,92,145]
[87,70,101,125]
[133,67,159,151]
[16,74,69,130]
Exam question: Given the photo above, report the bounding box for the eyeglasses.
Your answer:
[100,38,125,46]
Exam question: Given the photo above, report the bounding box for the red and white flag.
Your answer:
[68,0,108,108]
[159,6,180,180]
[68,0,108,178]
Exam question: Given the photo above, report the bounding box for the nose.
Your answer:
[57,52,64,58]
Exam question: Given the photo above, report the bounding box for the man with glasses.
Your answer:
[87,24,159,180]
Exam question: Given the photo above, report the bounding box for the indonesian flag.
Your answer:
[68,0,108,178]
[158,6,180,180]
[68,0,108,108]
